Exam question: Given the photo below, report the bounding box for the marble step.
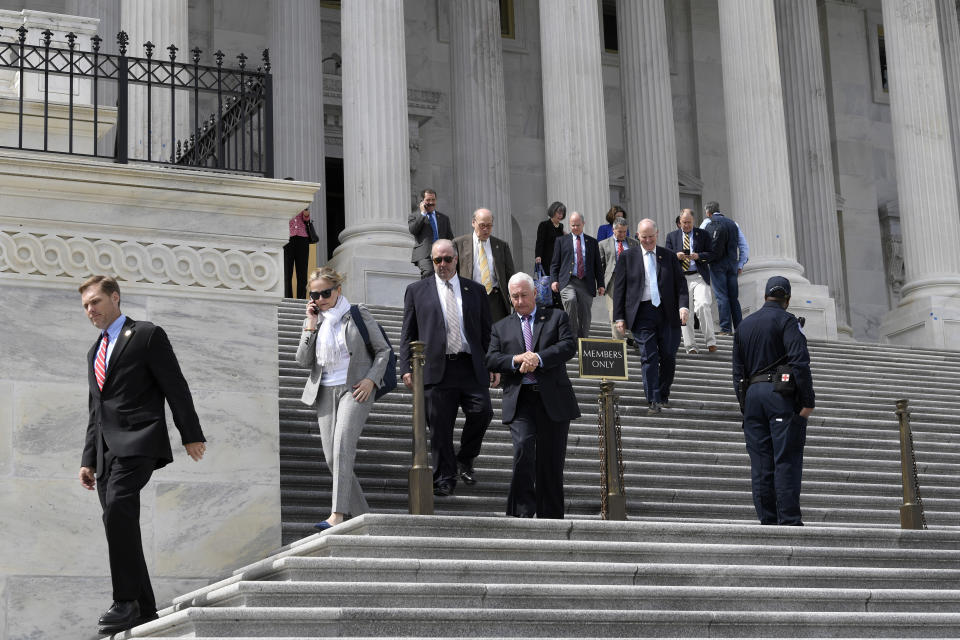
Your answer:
[127,605,960,638]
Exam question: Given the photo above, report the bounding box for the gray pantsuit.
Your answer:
[296,304,391,517]
[314,384,372,515]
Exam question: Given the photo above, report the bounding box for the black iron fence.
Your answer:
[0,26,273,176]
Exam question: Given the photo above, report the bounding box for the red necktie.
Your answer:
[616,241,623,260]
[576,235,585,279]
[95,332,108,391]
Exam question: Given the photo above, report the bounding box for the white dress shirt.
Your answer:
[435,273,471,353]
[473,233,498,288]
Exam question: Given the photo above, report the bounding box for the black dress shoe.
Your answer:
[98,600,140,633]
[626,337,636,347]
[433,481,455,496]
[458,462,477,485]
[648,402,662,414]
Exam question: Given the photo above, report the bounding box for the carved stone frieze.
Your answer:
[0,228,280,293]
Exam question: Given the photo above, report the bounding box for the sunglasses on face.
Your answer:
[309,288,335,300]
[432,256,455,264]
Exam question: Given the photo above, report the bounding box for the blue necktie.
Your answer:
[646,250,661,307]
[429,213,439,242]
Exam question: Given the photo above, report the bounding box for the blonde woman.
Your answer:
[295,267,391,530]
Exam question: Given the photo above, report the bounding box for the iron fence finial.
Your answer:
[117,30,128,55]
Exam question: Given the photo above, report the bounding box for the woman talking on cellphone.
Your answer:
[295,266,391,531]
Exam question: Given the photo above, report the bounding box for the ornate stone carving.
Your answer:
[878,201,904,303]
[0,229,279,292]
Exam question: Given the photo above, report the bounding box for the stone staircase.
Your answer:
[115,300,960,638]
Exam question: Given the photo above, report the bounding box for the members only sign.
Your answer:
[578,338,629,380]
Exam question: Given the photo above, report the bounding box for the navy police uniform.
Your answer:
[732,277,815,525]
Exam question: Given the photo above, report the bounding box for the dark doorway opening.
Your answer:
[325,157,345,259]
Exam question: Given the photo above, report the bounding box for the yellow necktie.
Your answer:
[682,232,691,270]
[478,242,493,294]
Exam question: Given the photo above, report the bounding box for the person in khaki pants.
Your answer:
[598,217,638,345]
[296,266,391,531]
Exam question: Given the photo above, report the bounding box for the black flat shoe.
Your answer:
[433,482,455,496]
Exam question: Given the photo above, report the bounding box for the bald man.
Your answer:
[454,208,517,322]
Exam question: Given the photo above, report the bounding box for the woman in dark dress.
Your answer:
[535,201,566,307]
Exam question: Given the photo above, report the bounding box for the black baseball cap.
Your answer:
[765,276,791,298]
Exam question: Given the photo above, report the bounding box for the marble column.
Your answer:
[121,0,189,162]
[539,0,610,232]
[67,0,120,106]
[449,0,511,235]
[327,0,416,305]
[718,0,836,338]
[616,0,680,236]
[268,0,327,260]
[880,0,960,348]
[937,0,960,209]
[774,0,850,336]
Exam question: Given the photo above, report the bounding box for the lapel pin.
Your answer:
[124,330,132,337]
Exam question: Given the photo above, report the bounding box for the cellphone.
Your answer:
[683,249,691,254]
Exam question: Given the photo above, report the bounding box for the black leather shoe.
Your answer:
[98,600,140,633]
[433,481,455,496]
[458,462,477,485]
[648,402,662,414]
[626,337,636,347]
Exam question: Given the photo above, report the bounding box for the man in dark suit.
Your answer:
[407,188,454,279]
[78,275,206,636]
[400,239,498,495]
[453,207,517,322]
[614,219,690,414]
[550,211,604,339]
[486,272,579,518]
[665,209,717,354]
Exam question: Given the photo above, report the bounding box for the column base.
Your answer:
[326,235,418,308]
[737,271,838,340]
[880,294,960,349]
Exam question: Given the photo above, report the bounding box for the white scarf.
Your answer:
[316,294,351,366]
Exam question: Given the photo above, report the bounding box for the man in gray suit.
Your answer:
[599,217,638,343]
[453,208,517,322]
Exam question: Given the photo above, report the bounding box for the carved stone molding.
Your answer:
[0,228,280,294]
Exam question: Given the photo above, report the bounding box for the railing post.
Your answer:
[895,399,926,530]
[115,32,129,164]
[408,341,434,515]
[599,379,626,520]
[262,51,274,178]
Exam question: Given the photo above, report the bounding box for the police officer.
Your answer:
[732,276,815,525]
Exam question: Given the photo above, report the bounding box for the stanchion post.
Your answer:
[895,399,924,529]
[408,341,434,515]
[600,379,626,520]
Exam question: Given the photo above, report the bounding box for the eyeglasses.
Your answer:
[309,288,335,300]
[432,256,455,264]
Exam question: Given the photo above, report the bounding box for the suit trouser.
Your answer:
[681,273,716,349]
[487,287,510,323]
[97,451,157,614]
[424,358,493,486]
[506,385,570,518]
[742,382,807,525]
[632,301,681,404]
[415,257,435,279]
[604,291,632,340]
[315,384,373,516]
[560,277,593,339]
[284,236,310,299]
[710,265,742,332]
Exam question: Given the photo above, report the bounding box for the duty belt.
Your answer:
[749,373,776,384]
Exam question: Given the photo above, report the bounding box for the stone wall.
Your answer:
[0,150,318,639]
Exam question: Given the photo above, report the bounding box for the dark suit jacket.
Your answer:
[82,317,205,478]
[550,233,604,295]
[485,307,580,424]
[453,233,516,311]
[612,245,690,331]
[399,275,491,387]
[664,227,714,286]
[408,210,454,263]
[704,213,739,271]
